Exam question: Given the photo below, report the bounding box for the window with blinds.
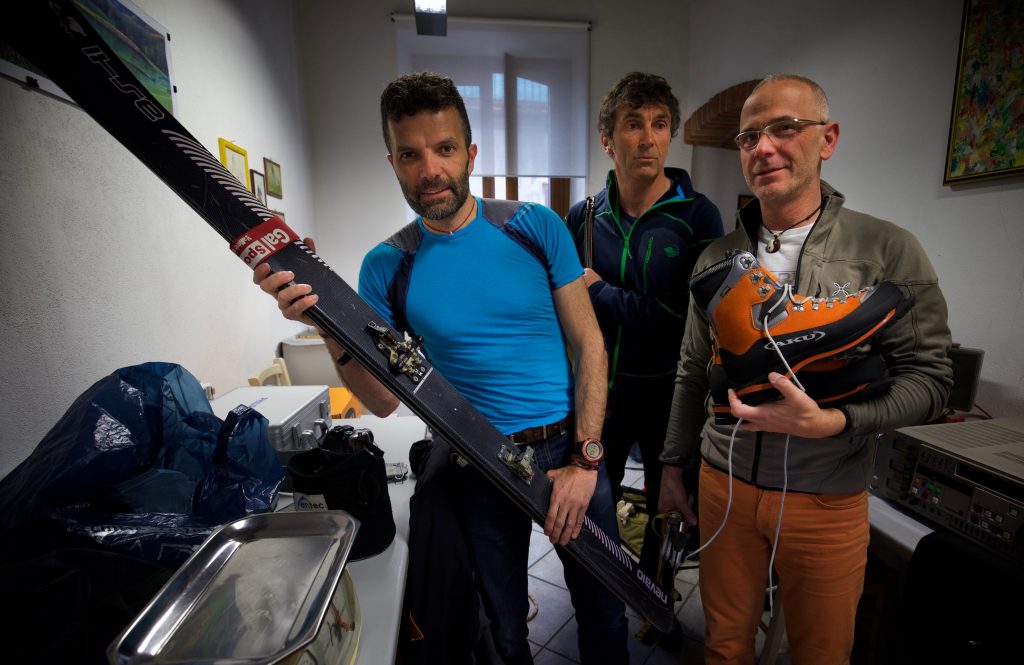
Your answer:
[394,15,590,218]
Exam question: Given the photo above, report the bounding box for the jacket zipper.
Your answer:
[608,184,694,386]
[737,194,834,482]
[750,431,763,485]
[641,236,655,294]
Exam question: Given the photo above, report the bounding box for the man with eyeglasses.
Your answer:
[659,74,952,664]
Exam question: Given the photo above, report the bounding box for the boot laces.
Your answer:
[684,417,790,619]
[762,283,809,392]
[691,284,802,617]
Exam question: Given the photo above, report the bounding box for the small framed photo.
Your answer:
[250,169,267,205]
[218,138,250,190]
[270,209,286,221]
[264,157,283,198]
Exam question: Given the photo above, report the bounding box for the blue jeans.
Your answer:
[455,431,629,665]
[602,380,676,576]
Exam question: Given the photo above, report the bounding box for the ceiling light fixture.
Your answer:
[414,0,446,36]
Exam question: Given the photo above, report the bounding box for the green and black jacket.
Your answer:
[565,167,724,392]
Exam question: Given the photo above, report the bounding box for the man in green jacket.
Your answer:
[565,73,723,593]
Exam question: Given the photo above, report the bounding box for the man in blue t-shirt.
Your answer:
[255,72,627,665]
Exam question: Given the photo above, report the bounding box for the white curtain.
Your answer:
[394,15,589,200]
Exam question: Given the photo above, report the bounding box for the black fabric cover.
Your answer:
[287,439,395,561]
[399,438,490,665]
[0,548,173,664]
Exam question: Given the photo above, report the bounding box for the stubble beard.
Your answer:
[745,164,793,205]
[402,165,472,222]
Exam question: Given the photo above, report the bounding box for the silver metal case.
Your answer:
[210,385,331,455]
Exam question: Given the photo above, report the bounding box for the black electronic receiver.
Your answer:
[891,416,1024,564]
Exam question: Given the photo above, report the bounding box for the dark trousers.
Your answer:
[602,381,675,576]
[455,431,628,665]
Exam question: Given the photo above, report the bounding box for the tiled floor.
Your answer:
[523,461,792,664]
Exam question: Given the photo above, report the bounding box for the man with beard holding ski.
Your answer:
[255,72,628,665]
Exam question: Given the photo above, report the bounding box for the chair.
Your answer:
[329,386,364,419]
[250,357,364,417]
[248,357,292,387]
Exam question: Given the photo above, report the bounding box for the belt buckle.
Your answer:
[556,415,567,436]
[540,417,564,441]
[509,416,564,446]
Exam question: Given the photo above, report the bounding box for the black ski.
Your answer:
[3,0,674,632]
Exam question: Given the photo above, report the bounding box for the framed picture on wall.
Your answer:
[0,0,177,115]
[264,158,283,198]
[943,0,1024,184]
[218,138,250,190]
[250,169,267,205]
[270,209,286,221]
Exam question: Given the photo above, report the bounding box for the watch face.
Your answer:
[582,439,603,462]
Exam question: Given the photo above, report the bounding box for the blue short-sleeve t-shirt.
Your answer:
[358,198,583,434]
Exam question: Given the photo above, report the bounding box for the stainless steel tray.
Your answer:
[108,510,359,664]
[280,567,360,665]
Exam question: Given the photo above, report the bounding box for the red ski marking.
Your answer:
[230,216,299,268]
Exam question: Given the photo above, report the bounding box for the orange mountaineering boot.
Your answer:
[690,250,913,422]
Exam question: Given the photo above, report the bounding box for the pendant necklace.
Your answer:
[423,198,476,235]
[764,200,824,253]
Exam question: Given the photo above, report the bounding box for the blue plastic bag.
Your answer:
[0,362,284,566]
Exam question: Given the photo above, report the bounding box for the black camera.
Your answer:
[322,424,378,455]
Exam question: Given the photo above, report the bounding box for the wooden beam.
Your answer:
[683,80,759,150]
[550,177,570,218]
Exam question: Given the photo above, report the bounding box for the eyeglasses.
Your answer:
[734,118,827,151]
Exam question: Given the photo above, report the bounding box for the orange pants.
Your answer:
[697,461,869,665]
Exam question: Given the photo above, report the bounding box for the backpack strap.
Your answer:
[480,199,555,288]
[582,195,595,268]
[383,199,554,336]
[382,222,423,338]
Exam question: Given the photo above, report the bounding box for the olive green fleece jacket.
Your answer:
[660,182,953,493]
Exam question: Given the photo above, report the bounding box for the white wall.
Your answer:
[687,0,1024,417]
[0,0,313,475]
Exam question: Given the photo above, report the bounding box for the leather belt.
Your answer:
[507,414,571,445]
